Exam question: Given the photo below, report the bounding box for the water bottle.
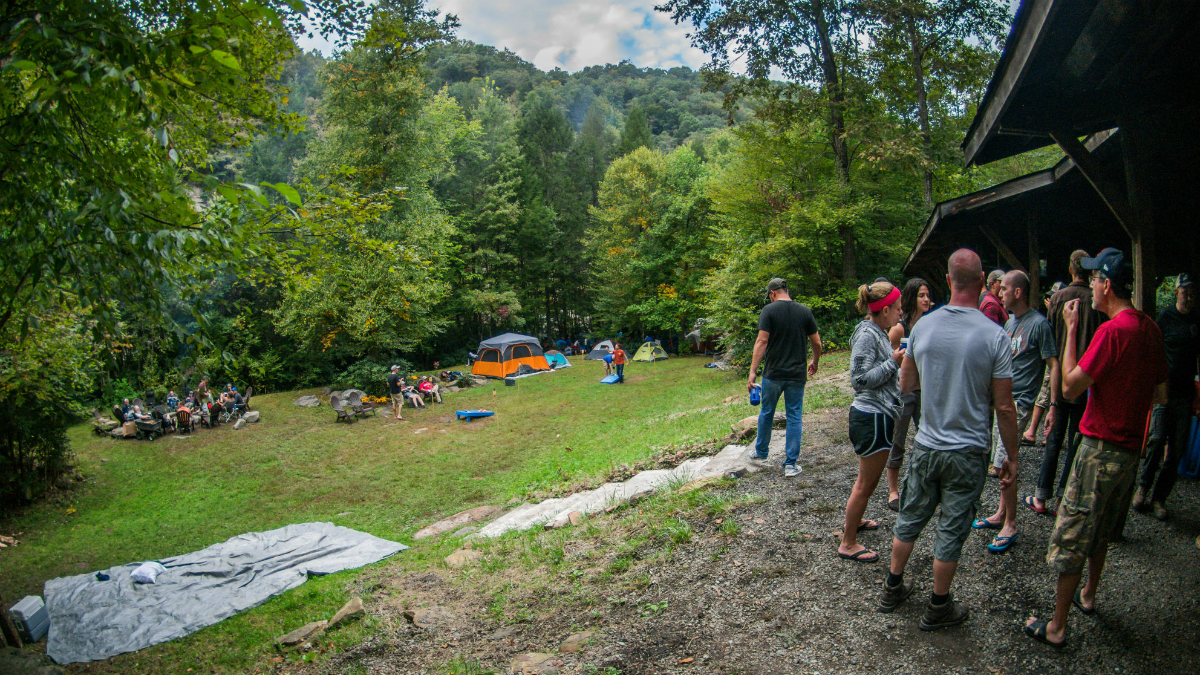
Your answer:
[749,384,761,406]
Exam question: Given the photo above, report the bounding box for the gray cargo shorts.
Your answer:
[893,441,989,562]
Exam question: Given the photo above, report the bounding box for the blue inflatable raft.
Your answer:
[456,410,495,421]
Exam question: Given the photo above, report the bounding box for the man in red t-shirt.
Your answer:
[980,269,1009,327]
[612,343,628,384]
[1025,248,1168,649]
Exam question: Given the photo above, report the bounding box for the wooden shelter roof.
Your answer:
[963,0,1200,166]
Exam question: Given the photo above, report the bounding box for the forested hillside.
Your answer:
[1,0,1056,504]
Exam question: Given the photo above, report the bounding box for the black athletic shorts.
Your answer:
[848,407,896,458]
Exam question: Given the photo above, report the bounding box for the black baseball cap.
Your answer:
[1081,248,1132,290]
[1177,272,1194,289]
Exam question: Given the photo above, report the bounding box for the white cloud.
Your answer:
[298,1,710,72]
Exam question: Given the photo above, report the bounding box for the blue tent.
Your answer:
[544,350,572,368]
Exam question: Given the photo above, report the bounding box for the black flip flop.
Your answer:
[887,498,899,512]
[838,549,879,563]
[1025,620,1066,649]
[1072,589,1096,616]
[857,520,879,532]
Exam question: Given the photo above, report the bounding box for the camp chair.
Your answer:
[175,408,194,434]
[346,391,379,417]
[112,404,126,423]
[330,395,357,423]
[218,400,238,425]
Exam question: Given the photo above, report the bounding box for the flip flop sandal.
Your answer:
[1024,495,1052,516]
[887,497,900,512]
[988,533,1018,554]
[1025,620,1067,649]
[972,518,1002,530]
[857,520,880,531]
[1072,589,1096,616]
[838,549,879,563]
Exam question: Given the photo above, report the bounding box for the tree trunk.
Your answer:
[907,17,934,207]
[811,0,856,282]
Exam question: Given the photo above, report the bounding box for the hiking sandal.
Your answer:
[1025,619,1067,648]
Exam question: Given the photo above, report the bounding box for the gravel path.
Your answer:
[320,378,1200,675]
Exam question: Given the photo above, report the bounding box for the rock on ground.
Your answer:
[509,653,560,674]
[559,630,593,653]
[295,395,320,407]
[445,548,483,569]
[241,410,260,423]
[275,620,327,647]
[233,418,245,430]
[413,505,505,540]
[329,598,364,629]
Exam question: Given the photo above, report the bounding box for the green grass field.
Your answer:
[0,352,850,673]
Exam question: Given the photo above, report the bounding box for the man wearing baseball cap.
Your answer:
[387,365,405,421]
[1026,248,1168,648]
[1133,272,1198,521]
[746,277,822,478]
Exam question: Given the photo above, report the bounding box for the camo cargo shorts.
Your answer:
[1046,435,1139,575]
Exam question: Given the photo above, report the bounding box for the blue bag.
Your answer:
[1178,416,1200,479]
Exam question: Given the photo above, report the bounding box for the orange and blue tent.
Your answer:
[470,333,552,379]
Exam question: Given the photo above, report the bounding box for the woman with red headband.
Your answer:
[838,280,906,563]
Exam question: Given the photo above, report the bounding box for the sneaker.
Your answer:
[1132,486,1150,513]
[919,595,969,631]
[987,465,1001,478]
[1152,501,1168,521]
[784,464,801,478]
[747,448,767,462]
[878,578,915,613]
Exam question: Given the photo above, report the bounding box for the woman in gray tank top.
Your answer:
[839,281,906,562]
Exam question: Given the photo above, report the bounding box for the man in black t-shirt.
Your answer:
[1134,273,1198,520]
[747,278,822,477]
[386,365,405,421]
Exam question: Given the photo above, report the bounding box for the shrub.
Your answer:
[334,358,413,397]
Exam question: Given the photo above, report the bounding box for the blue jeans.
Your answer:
[615,363,624,383]
[754,378,805,467]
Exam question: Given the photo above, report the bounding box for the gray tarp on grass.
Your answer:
[45,522,407,664]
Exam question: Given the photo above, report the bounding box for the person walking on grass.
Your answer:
[1025,248,1167,648]
[612,343,628,383]
[1029,250,1107,515]
[973,270,1058,554]
[885,277,934,511]
[879,249,1020,630]
[746,278,822,478]
[839,280,905,563]
[1132,273,1197,521]
[387,365,406,421]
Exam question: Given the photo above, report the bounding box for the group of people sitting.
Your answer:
[839,246,1195,647]
[116,379,247,431]
[386,366,443,420]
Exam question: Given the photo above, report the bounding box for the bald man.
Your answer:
[975,270,1058,553]
[880,249,1019,630]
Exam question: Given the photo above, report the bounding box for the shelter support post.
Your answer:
[1121,118,1156,312]
[1049,131,1136,240]
[978,224,1027,273]
[1027,212,1040,300]
[0,590,22,648]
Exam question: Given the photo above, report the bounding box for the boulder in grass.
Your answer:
[275,620,327,647]
[233,418,245,430]
[295,395,320,407]
[242,410,260,423]
[328,598,364,628]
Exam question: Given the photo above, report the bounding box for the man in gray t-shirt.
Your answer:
[979,270,1059,549]
[878,249,1020,632]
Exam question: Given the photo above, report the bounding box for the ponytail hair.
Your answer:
[856,281,897,315]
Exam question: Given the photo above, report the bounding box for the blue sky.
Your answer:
[298,1,710,72]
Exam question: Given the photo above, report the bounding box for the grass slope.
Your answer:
[0,352,850,673]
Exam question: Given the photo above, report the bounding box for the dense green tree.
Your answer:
[588,146,714,336]
[0,1,370,342]
[617,106,655,157]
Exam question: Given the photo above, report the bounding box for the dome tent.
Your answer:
[632,341,668,362]
[584,339,614,360]
[470,333,551,379]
